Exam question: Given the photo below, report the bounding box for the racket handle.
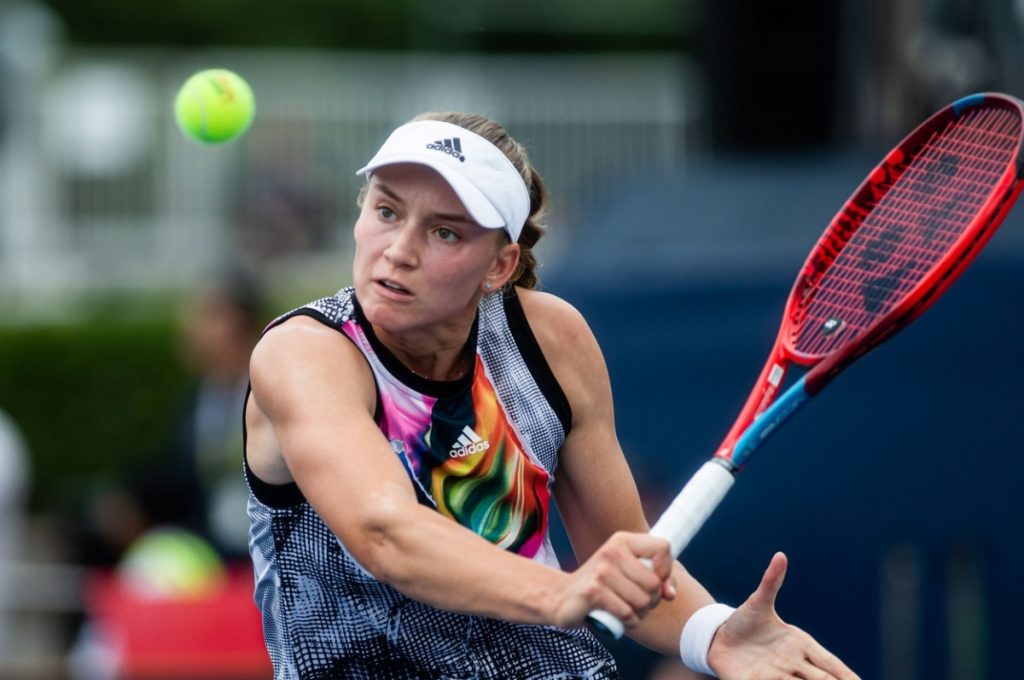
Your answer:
[649,460,736,556]
[586,461,736,639]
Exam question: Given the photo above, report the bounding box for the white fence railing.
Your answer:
[0,49,702,302]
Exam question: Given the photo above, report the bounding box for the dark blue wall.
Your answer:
[545,160,1024,679]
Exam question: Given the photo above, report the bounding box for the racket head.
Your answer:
[778,93,1024,381]
[713,93,1024,467]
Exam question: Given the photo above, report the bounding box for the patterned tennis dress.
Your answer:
[246,287,616,679]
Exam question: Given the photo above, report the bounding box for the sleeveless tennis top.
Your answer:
[245,287,617,679]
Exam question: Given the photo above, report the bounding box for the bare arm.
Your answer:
[522,290,861,678]
[520,289,714,654]
[246,315,670,628]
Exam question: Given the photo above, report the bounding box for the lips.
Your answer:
[375,278,413,297]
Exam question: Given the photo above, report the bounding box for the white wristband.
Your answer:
[679,603,736,677]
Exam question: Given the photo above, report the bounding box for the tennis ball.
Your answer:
[174,68,255,144]
[119,527,227,599]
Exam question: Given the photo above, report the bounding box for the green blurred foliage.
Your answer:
[39,0,693,51]
[0,316,189,512]
[42,0,414,49]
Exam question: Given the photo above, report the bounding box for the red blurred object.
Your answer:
[85,566,272,679]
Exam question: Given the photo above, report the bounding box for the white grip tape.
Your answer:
[586,461,735,639]
[587,607,628,639]
[649,461,735,557]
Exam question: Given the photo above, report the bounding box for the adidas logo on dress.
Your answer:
[426,137,465,162]
[449,425,490,458]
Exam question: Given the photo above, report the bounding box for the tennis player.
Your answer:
[244,112,859,679]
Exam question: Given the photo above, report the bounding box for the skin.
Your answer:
[245,162,860,679]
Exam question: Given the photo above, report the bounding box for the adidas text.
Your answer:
[449,440,490,458]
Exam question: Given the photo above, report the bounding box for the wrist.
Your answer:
[534,569,576,626]
[679,602,735,677]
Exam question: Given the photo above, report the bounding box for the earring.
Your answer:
[483,281,493,291]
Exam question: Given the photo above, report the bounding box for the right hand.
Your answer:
[708,552,860,679]
[552,531,676,629]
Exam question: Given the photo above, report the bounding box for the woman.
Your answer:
[244,112,858,679]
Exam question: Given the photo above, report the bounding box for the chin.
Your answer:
[358,295,416,331]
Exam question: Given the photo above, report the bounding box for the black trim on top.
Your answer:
[243,385,307,508]
[351,294,476,398]
[502,289,573,436]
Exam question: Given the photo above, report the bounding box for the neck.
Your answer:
[353,288,483,382]
[394,343,473,381]
[373,315,477,382]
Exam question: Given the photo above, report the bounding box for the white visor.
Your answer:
[357,120,530,242]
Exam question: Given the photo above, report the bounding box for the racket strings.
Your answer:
[793,106,1021,355]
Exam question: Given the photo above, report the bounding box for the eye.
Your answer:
[377,205,396,220]
[435,227,460,242]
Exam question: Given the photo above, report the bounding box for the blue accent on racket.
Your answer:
[953,93,987,117]
[731,377,812,469]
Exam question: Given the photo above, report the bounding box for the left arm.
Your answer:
[520,288,711,654]
[521,289,860,678]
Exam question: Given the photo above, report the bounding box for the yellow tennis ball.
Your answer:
[174,68,255,144]
[119,527,226,599]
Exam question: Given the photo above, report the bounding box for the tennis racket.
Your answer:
[588,92,1024,638]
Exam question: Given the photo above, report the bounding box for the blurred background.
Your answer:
[0,0,1022,678]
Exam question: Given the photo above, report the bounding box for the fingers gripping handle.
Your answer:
[586,461,736,639]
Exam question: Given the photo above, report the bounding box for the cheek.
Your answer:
[426,247,489,282]
[352,214,373,248]
[351,220,380,268]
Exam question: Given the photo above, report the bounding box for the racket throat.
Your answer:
[716,358,790,464]
[731,377,813,468]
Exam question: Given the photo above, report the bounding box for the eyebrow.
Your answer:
[373,181,404,204]
[372,179,477,226]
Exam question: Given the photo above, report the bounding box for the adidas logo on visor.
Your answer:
[356,120,530,240]
[426,138,465,162]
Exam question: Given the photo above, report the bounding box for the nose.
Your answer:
[382,223,419,268]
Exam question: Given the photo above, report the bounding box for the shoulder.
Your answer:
[515,288,608,420]
[250,314,375,419]
[251,314,350,372]
[515,288,596,355]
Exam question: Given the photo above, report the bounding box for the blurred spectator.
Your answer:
[0,48,8,146]
[77,270,265,568]
[168,270,265,559]
[69,526,231,680]
[0,407,30,660]
[234,137,333,264]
